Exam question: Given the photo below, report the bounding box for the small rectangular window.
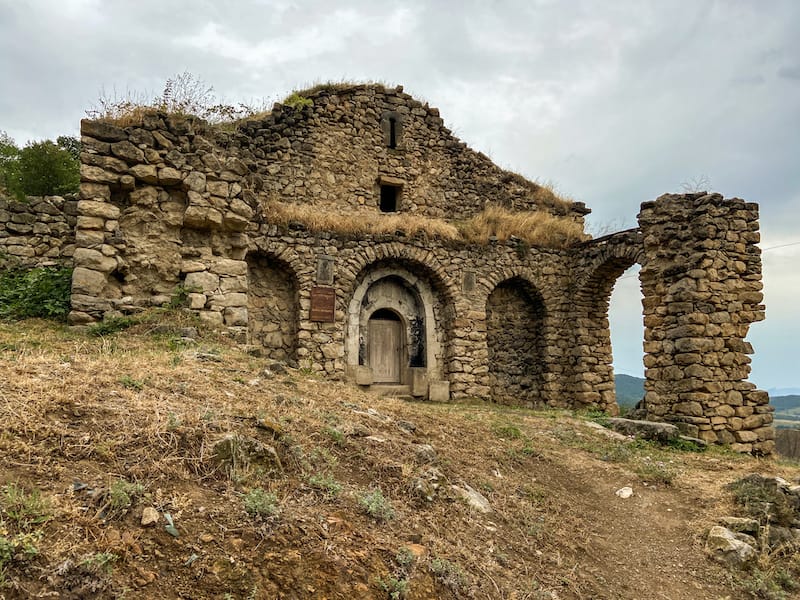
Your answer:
[380,185,401,212]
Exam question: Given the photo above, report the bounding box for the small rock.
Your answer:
[404,543,427,558]
[451,484,492,513]
[365,435,387,443]
[706,525,756,567]
[141,507,160,527]
[180,327,198,339]
[396,420,417,433]
[200,533,214,543]
[413,443,437,464]
[615,487,634,499]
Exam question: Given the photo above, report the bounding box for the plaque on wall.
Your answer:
[310,286,336,322]
[316,256,335,285]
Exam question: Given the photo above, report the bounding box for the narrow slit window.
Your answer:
[380,185,400,212]
[388,117,397,148]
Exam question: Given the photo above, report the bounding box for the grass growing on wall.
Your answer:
[264,201,588,249]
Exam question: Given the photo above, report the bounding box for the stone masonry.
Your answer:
[0,195,77,267]
[53,83,773,453]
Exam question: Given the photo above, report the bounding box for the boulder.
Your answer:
[706,526,756,567]
[605,418,680,443]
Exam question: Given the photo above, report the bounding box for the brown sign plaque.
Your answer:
[310,286,336,322]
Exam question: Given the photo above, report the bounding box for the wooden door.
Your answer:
[369,318,403,383]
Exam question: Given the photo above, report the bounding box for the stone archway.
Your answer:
[345,261,450,393]
[486,277,547,406]
[570,230,644,412]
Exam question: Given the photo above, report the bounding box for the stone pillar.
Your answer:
[638,193,772,453]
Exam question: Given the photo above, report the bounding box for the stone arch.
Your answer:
[569,233,645,412]
[486,277,547,406]
[246,251,300,363]
[339,242,460,304]
[345,257,454,386]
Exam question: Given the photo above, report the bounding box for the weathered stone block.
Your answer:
[184,271,219,293]
[429,381,450,402]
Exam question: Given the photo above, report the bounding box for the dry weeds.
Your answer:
[264,201,588,249]
[1,317,795,599]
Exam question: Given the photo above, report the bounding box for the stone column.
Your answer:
[638,193,772,453]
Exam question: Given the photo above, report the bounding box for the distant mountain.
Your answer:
[771,395,800,412]
[613,375,800,419]
[615,374,644,408]
[769,387,800,396]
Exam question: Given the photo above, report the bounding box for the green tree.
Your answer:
[0,131,20,194]
[17,139,79,197]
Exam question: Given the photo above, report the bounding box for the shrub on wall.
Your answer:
[0,266,73,321]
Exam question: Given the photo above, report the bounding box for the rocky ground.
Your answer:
[1,315,799,600]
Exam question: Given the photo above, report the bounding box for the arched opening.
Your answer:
[570,247,641,413]
[246,252,299,363]
[345,258,453,392]
[486,277,546,406]
[368,308,406,384]
[609,264,646,413]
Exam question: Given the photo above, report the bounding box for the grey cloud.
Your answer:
[778,65,800,80]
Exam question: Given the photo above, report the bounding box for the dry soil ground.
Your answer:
[0,316,798,599]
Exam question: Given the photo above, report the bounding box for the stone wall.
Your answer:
[0,194,77,267]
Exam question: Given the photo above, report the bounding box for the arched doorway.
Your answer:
[368,308,406,383]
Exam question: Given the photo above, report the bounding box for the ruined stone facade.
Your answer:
[63,84,771,452]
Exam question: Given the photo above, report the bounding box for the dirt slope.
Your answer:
[0,318,797,599]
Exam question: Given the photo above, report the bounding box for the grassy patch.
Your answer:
[0,266,72,321]
[0,484,51,531]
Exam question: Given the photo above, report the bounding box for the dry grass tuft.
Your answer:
[264,202,460,241]
[264,201,587,248]
[459,204,589,247]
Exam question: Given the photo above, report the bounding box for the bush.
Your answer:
[0,133,79,198]
[0,266,72,321]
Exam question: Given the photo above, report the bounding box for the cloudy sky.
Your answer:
[1,0,798,390]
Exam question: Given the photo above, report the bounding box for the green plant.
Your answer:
[0,267,72,321]
[0,484,51,531]
[376,575,409,599]
[359,488,395,522]
[428,557,469,594]
[164,283,196,309]
[242,488,279,518]
[80,552,118,575]
[395,547,416,571]
[324,426,346,447]
[0,133,79,198]
[282,92,313,110]
[88,316,138,336]
[493,423,523,440]
[307,473,342,498]
[119,375,144,391]
[108,479,144,512]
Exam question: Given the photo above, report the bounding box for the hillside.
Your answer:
[614,374,644,408]
[1,317,799,599]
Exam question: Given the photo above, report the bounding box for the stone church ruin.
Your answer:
[4,83,772,452]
